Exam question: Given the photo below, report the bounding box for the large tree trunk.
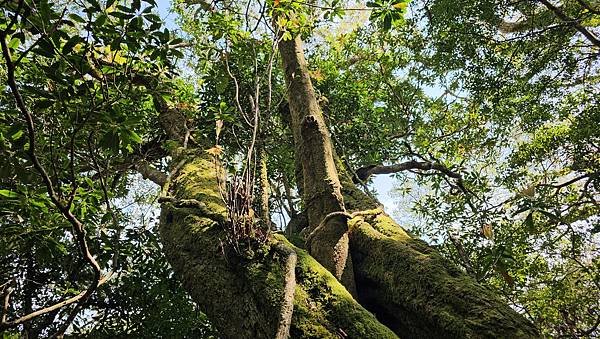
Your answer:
[157,34,539,338]
[338,170,538,338]
[159,152,397,338]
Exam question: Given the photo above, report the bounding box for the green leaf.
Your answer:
[101,212,113,224]
[39,1,51,21]
[8,37,20,49]
[62,35,81,54]
[109,11,134,20]
[35,100,55,110]
[539,210,558,221]
[36,39,56,58]
[524,213,534,233]
[129,131,142,144]
[68,13,87,23]
[171,49,184,59]
[10,130,24,140]
[383,13,392,30]
[29,199,47,209]
[100,131,119,151]
[132,0,141,11]
[95,13,108,27]
[0,189,19,198]
[88,0,101,10]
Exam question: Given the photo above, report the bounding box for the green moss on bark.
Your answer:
[159,153,397,338]
[335,158,538,338]
[286,238,398,339]
[349,214,539,339]
[159,154,285,338]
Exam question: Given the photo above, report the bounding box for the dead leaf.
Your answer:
[205,145,223,157]
[481,223,494,239]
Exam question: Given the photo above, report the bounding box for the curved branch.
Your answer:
[0,275,110,332]
[0,31,104,333]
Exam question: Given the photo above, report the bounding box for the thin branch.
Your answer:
[0,30,105,333]
[538,172,597,195]
[356,160,462,181]
[1,282,14,324]
[0,276,110,331]
[538,0,600,48]
[223,53,251,126]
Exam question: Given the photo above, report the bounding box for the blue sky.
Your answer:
[156,0,177,29]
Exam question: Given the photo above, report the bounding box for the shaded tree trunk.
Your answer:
[156,34,539,338]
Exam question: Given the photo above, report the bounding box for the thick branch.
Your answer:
[135,160,167,186]
[278,34,358,293]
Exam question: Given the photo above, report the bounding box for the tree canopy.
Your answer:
[0,0,598,337]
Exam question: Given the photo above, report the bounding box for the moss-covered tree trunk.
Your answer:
[155,33,539,338]
[159,152,397,338]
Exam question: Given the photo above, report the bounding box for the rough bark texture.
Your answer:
[279,35,356,293]
[159,152,398,339]
[337,166,539,338]
[275,33,538,338]
[279,37,345,225]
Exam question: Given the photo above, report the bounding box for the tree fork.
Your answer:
[278,35,358,293]
[158,152,398,338]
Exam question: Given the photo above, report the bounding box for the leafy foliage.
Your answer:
[0,0,211,336]
[1,0,598,337]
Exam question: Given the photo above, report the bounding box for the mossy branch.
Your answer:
[273,243,297,339]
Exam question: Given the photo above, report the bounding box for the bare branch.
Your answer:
[355,160,462,182]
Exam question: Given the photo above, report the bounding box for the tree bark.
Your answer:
[156,33,539,339]
[278,35,357,294]
[158,152,397,338]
